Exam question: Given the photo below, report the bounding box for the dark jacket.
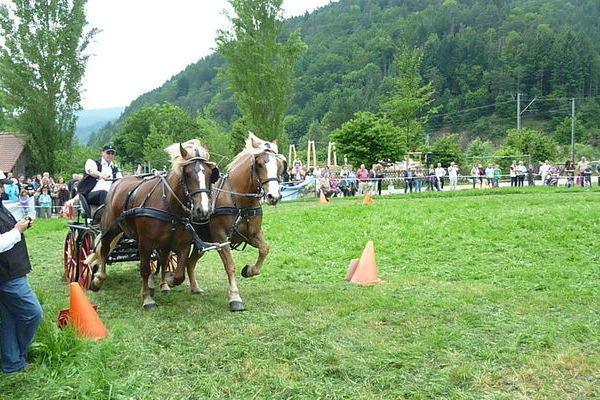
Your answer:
[0,201,32,283]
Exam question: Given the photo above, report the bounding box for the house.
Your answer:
[0,133,30,177]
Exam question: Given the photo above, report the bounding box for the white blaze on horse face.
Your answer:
[196,164,209,213]
[265,156,280,197]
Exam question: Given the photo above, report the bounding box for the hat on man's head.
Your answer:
[102,144,116,152]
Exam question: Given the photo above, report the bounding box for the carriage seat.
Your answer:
[78,194,102,223]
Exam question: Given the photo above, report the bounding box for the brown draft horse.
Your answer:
[85,139,220,309]
[177,133,286,311]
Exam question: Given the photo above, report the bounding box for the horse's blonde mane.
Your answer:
[164,139,210,175]
[227,132,285,171]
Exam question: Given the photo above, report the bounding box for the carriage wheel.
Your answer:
[77,231,96,290]
[63,231,78,283]
[166,252,178,273]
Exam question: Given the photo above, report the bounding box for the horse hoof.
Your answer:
[241,265,250,278]
[229,301,246,312]
[149,288,155,297]
[143,303,157,310]
[191,289,206,295]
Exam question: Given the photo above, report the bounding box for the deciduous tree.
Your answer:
[0,0,97,173]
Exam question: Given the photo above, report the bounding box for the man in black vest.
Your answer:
[78,145,122,206]
[0,177,42,373]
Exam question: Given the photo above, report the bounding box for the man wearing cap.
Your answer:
[0,175,41,373]
[77,145,123,206]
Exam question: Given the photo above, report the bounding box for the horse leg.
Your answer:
[186,248,205,295]
[168,246,189,287]
[158,251,172,293]
[89,229,123,291]
[139,247,157,309]
[241,229,269,278]
[217,247,245,311]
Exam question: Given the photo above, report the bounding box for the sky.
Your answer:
[81,0,333,110]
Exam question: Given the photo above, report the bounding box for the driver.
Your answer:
[77,145,122,206]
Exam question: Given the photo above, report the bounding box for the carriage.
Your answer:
[62,192,177,290]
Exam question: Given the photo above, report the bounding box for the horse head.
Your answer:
[247,133,286,205]
[167,140,219,218]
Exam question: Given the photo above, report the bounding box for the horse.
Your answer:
[176,133,286,311]
[85,139,221,309]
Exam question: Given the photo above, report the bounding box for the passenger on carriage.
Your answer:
[77,145,122,206]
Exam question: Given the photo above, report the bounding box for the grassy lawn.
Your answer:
[2,187,599,399]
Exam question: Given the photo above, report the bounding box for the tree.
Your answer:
[431,134,463,167]
[0,0,97,173]
[216,0,306,142]
[504,128,558,163]
[113,103,201,165]
[466,137,495,163]
[380,46,438,152]
[330,111,402,167]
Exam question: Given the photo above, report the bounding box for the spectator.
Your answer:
[517,161,527,187]
[403,168,414,193]
[414,167,424,193]
[356,164,371,195]
[564,160,575,188]
[37,188,52,219]
[493,164,501,188]
[509,161,518,187]
[3,177,19,201]
[426,166,438,191]
[470,164,480,189]
[18,190,30,218]
[577,156,591,187]
[539,160,550,186]
[435,163,446,190]
[448,162,459,190]
[485,163,495,188]
[372,164,384,196]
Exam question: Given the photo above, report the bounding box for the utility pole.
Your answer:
[516,93,521,129]
[571,98,575,161]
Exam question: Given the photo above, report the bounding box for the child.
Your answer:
[38,187,52,218]
[18,189,30,218]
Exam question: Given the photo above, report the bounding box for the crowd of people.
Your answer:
[285,156,599,199]
[0,171,82,218]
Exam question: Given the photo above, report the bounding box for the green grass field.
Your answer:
[2,187,599,399]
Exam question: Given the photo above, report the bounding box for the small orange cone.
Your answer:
[362,192,374,204]
[346,241,383,284]
[319,191,329,203]
[69,282,108,339]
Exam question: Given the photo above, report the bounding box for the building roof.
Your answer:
[0,133,26,173]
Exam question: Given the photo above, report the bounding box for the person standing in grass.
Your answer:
[435,162,446,190]
[527,164,535,186]
[470,164,480,189]
[37,188,52,219]
[539,160,550,186]
[485,163,495,188]
[448,162,459,190]
[0,177,42,373]
[426,166,437,191]
[517,161,527,187]
[493,164,501,188]
[564,160,575,187]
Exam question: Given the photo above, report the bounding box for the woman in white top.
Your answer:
[470,164,480,189]
[448,162,459,190]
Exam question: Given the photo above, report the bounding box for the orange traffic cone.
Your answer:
[362,192,374,204]
[69,282,108,339]
[346,241,383,284]
[319,191,329,203]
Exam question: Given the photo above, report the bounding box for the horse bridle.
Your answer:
[181,157,214,198]
[252,150,282,195]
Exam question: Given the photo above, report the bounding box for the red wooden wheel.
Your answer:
[166,252,177,273]
[77,231,95,290]
[63,231,78,283]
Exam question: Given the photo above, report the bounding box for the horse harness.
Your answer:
[210,149,281,250]
[114,157,227,252]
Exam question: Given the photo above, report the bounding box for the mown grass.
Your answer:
[2,186,599,399]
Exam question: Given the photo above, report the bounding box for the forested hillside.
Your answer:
[89,0,600,155]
